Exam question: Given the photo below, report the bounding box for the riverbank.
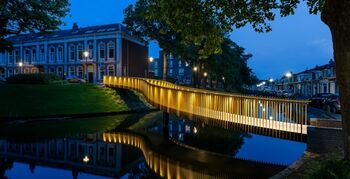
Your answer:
[0,83,152,121]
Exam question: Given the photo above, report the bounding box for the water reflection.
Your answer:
[0,112,306,178]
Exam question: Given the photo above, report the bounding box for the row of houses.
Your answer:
[0,23,148,83]
[275,59,339,97]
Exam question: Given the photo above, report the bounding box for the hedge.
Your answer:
[6,73,62,84]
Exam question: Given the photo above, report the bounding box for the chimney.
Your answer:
[72,22,78,31]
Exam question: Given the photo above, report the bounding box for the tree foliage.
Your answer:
[0,0,69,51]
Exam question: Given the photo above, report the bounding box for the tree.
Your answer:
[136,0,350,160]
[0,0,69,52]
[123,0,225,80]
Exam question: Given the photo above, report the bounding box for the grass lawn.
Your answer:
[0,83,129,118]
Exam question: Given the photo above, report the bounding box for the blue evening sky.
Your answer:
[63,0,333,80]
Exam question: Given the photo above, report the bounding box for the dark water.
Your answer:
[0,112,306,178]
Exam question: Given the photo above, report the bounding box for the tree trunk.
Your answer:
[163,51,167,81]
[322,0,350,159]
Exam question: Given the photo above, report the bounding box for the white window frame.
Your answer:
[108,65,115,76]
[69,45,75,62]
[31,48,37,63]
[39,47,45,62]
[77,44,83,60]
[49,46,55,63]
[99,43,105,60]
[107,41,115,60]
[88,43,93,59]
[57,46,63,63]
[24,48,30,63]
[77,66,83,78]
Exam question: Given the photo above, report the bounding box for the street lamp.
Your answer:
[269,78,274,83]
[18,62,23,74]
[147,57,154,78]
[193,66,198,87]
[193,66,198,72]
[203,72,208,88]
[83,155,90,163]
[284,72,293,91]
[83,51,89,82]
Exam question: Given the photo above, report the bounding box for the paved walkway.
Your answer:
[308,107,341,120]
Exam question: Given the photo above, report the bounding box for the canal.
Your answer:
[0,111,306,178]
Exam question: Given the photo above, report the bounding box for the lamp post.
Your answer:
[285,72,293,91]
[193,66,198,87]
[83,51,89,82]
[18,62,23,74]
[203,72,208,88]
[222,76,225,89]
[147,57,154,78]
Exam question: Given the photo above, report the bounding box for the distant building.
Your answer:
[149,51,192,84]
[275,59,338,97]
[0,23,148,82]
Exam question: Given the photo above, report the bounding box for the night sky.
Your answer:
[62,0,333,80]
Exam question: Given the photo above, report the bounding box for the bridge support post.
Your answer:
[163,111,169,139]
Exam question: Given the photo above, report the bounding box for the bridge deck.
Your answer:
[104,76,309,135]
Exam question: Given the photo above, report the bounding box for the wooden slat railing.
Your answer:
[104,76,309,134]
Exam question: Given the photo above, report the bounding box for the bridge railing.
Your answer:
[104,76,309,134]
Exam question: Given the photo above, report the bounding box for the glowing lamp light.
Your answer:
[269,78,274,83]
[18,62,23,67]
[83,156,90,163]
[193,66,198,72]
[285,72,292,78]
[83,51,89,58]
[203,72,208,77]
[269,116,273,120]
[222,77,225,80]
[262,108,266,112]
[149,57,154,62]
[194,127,198,134]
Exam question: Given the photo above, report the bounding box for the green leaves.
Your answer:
[0,0,69,51]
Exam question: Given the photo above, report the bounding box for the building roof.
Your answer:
[6,23,129,44]
[294,59,335,75]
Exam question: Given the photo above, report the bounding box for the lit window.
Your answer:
[108,65,115,76]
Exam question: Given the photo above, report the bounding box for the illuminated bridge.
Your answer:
[104,76,309,139]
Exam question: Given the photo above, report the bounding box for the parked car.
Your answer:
[65,75,86,83]
[323,94,341,113]
[309,93,333,109]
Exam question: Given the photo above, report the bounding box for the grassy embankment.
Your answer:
[0,83,148,118]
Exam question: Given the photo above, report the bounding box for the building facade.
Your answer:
[149,51,192,84]
[275,59,339,97]
[0,23,148,82]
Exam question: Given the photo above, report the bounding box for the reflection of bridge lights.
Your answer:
[269,116,273,120]
[260,104,263,107]
[262,108,266,112]
[83,156,90,163]
[258,100,260,104]
[194,127,198,134]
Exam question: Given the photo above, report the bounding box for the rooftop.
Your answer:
[6,23,129,44]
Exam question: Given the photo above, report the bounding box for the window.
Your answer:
[15,50,20,63]
[178,68,184,74]
[108,65,115,76]
[108,42,115,59]
[178,61,182,67]
[31,49,36,62]
[8,51,13,64]
[49,47,55,63]
[77,66,83,78]
[100,67,105,80]
[88,43,93,59]
[24,68,29,74]
[77,44,83,60]
[99,43,105,59]
[25,49,30,63]
[69,66,75,76]
[69,45,75,61]
[31,68,38,73]
[57,46,63,62]
[49,67,55,73]
[39,47,44,62]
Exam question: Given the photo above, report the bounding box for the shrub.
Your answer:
[6,73,62,84]
[304,154,350,179]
